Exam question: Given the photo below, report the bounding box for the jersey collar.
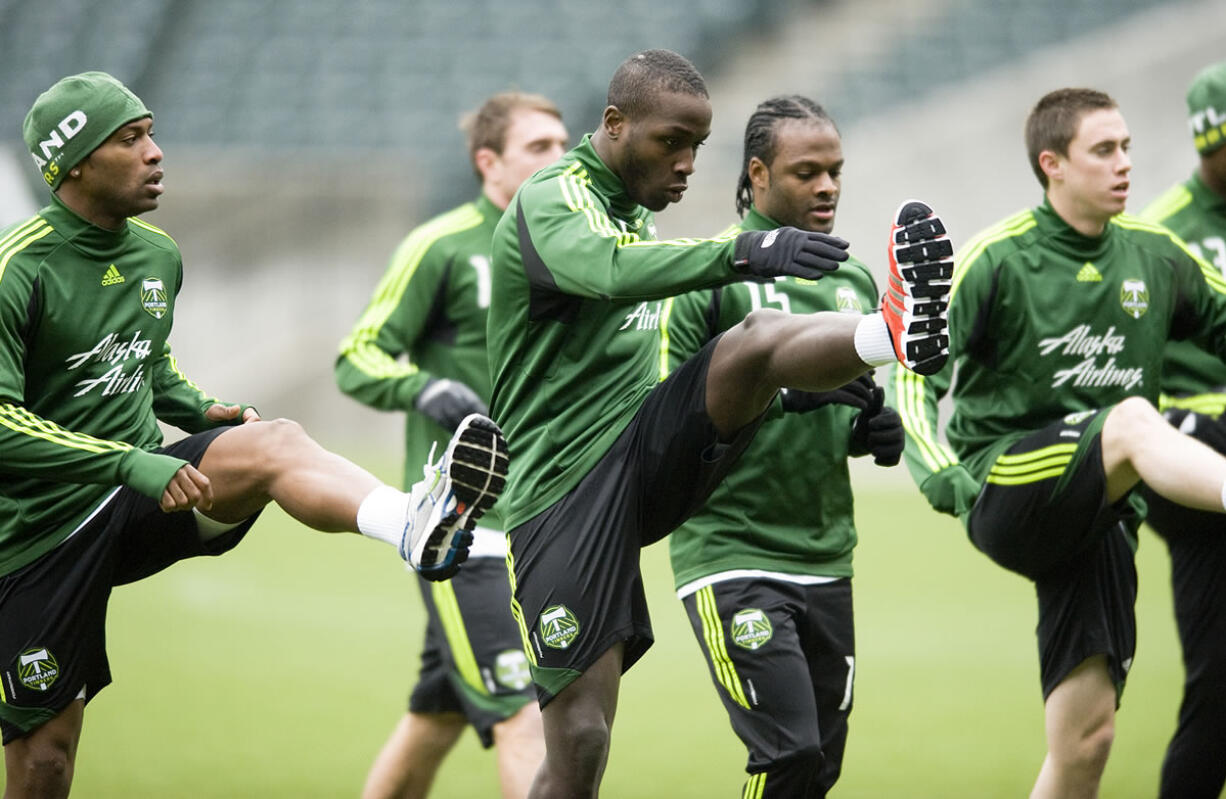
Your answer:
[572,134,641,220]
[1035,196,1114,260]
[40,192,131,258]
[740,206,781,233]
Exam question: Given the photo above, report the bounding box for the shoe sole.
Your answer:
[415,414,509,581]
[890,200,952,376]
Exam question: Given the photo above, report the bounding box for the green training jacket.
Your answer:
[0,194,242,576]
[890,197,1226,492]
[1142,172,1226,414]
[335,194,505,528]
[666,206,879,588]
[487,134,741,529]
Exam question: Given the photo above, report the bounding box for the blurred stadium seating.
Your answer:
[0,0,1222,448]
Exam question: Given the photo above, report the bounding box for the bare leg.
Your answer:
[3,699,83,799]
[194,418,381,528]
[529,643,623,799]
[493,703,546,799]
[1030,656,1116,799]
[361,712,466,799]
[1102,397,1226,508]
[706,310,866,436]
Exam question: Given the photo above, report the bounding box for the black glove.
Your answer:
[850,387,904,466]
[733,227,848,281]
[414,378,488,432]
[780,375,874,413]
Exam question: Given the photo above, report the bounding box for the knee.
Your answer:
[1061,715,1115,774]
[560,713,611,764]
[9,739,74,797]
[248,417,312,461]
[735,309,789,363]
[1106,396,1164,438]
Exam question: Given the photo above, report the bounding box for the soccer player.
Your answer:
[889,87,1226,799]
[1136,61,1226,799]
[0,71,507,798]
[336,91,567,799]
[487,49,951,798]
[665,95,904,799]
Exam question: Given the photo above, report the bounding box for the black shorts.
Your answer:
[508,336,765,706]
[968,409,1137,699]
[0,428,256,743]
[409,553,534,748]
[681,577,854,791]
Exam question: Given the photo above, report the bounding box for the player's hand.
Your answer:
[780,375,874,413]
[919,464,980,517]
[849,387,904,466]
[205,403,261,424]
[733,227,848,281]
[160,463,214,513]
[415,378,488,432]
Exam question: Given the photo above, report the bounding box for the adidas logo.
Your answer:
[1076,262,1102,282]
[101,265,125,286]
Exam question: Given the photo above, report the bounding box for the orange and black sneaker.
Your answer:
[882,200,952,375]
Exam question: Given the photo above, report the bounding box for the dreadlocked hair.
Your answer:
[735,95,835,217]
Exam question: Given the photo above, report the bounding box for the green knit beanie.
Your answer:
[22,71,152,190]
[1187,61,1226,156]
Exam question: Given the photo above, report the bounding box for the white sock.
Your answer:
[193,507,244,541]
[1220,479,1226,512]
[854,313,896,366]
[356,485,407,548]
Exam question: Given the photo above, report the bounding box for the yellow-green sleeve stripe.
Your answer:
[1112,215,1226,294]
[892,367,956,472]
[0,403,132,454]
[0,220,54,284]
[1139,184,1192,224]
[951,210,1035,300]
[657,297,675,381]
[129,217,177,245]
[1159,392,1226,417]
[338,204,482,376]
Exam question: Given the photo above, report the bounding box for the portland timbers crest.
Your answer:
[835,286,863,313]
[1119,278,1149,319]
[731,608,773,651]
[140,277,168,319]
[539,604,580,649]
[17,647,59,691]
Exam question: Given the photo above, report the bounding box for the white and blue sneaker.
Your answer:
[401,413,509,581]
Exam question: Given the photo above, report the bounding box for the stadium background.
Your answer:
[1,0,1224,796]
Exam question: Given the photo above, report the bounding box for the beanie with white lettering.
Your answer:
[1187,61,1226,156]
[22,71,152,191]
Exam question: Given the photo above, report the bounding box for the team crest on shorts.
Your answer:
[1119,279,1149,319]
[730,608,773,651]
[140,277,168,319]
[494,649,532,690]
[16,647,59,692]
[539,605,580,649]
[836,286,863,313]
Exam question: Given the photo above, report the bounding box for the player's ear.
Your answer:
[1038,150,1063,184]
[473,147,499,182]
[602,106,625,141]
[748,156,770,194]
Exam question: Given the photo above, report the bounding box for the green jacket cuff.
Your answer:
[119,448,188,500]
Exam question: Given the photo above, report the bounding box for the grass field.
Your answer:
[1,474,1189,797]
